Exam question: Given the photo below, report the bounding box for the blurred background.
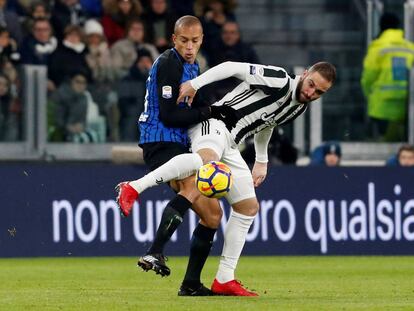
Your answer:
[1,0,413,165]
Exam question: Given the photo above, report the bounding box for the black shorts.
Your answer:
[141,142,189,171]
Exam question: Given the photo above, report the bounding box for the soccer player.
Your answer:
[117,60,336,296]
[116,15,222,296]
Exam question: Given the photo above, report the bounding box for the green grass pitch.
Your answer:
[1,256,414,310]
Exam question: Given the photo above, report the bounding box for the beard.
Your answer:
[296,79,312,104]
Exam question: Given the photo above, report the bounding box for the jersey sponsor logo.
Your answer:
[249,65,256,75]
[155,177,164,184]
[260,111,277,126]
[162,85,172,98]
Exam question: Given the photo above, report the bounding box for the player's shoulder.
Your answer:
[249,63,289,79]
[157,49,182,69]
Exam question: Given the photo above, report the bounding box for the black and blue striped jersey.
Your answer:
[139,48,211,147]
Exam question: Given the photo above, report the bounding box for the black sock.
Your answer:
[147,194,191,254]
[182,223,217,287]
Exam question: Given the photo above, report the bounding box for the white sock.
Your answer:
[129,153,203,193]
[216,210,255,283]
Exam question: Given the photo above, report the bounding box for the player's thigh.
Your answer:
[192,195,222,229]
[222,147,257,209]
[189,119,227,162]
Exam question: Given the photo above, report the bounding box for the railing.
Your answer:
[0,64,409,163]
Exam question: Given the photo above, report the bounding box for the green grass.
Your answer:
[1,256,414,310]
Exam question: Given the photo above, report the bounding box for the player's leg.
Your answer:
[211,148,260,296]
[116,138,206,217]
[115,120,225,217]
[178,192,222,296]
[128,120,225,196]
[137,174,196,276]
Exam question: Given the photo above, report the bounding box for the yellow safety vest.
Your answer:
[361,29,414,121]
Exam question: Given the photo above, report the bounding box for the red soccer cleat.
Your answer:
[115,182,139,217]
[211,278,258,296]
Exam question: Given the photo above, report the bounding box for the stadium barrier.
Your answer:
[1,163,414,257]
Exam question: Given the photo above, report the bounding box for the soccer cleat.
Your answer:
[137,254,171,277]
[115,182,139,217]
[178,283,215,296]
[211,278,258,296]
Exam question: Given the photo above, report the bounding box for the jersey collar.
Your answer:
[171,48,199,66]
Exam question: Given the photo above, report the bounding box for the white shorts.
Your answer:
[188,119,256,205]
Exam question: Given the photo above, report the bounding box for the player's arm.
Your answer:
[178,61,290,103]
[252,127,274,187]
[157,59,210,127]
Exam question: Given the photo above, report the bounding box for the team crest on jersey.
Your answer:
[162,85,172,98]
[249,65,256,75]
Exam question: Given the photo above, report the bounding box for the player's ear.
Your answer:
[172,33,177,45]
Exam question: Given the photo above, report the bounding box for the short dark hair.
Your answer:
[380,12,400,32]
[308,62,336,84]
[174,15,202,34]
[398,144,414,157]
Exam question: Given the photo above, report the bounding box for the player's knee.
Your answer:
[197,148,220,164]
[232,197,259,217]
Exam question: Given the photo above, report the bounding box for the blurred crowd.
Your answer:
[0,0,261,143]
[0,1,412,167]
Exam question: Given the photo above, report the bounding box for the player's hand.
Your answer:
[252,161,268,187]
[177,81,196,105]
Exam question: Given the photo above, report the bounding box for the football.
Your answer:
[195,161,233,198]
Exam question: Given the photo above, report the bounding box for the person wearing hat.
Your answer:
[310,141,341,166]
[117,48,153,141]
[84,19,114,82]
[361,12,414,142]
[84,19,119,142]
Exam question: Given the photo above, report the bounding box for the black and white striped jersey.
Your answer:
[191,61,307,144]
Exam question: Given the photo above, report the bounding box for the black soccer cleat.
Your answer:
[178,283,216,296]
[137,254,171,277]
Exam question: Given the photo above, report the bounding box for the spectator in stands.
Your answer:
[204,21,259,101]
[207,21,259,67]
[84,19,114,83]
[169,0,195,16]
[51,0,89,41]
[22,1,50,37]
[20,18,56,65]
[111,18,158,79]
[84,18,119,142]
[0,26,19,66]
[386,144,414,167]
[0,73,19,141]
[0,0,23,44]
[51,71,105,143]
[310,141,342,166]
[142,0,176,53]
[196,0,236,52]
[48,24,91,87]
[117,48,152,141]
[80,0,102,17]
[361,13,414,142]
[102,0,143,46]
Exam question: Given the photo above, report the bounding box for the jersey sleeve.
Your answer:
[254,127,274,163]
[191,61,291,93]
[245,64,290,90]
[157,57,210,127]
